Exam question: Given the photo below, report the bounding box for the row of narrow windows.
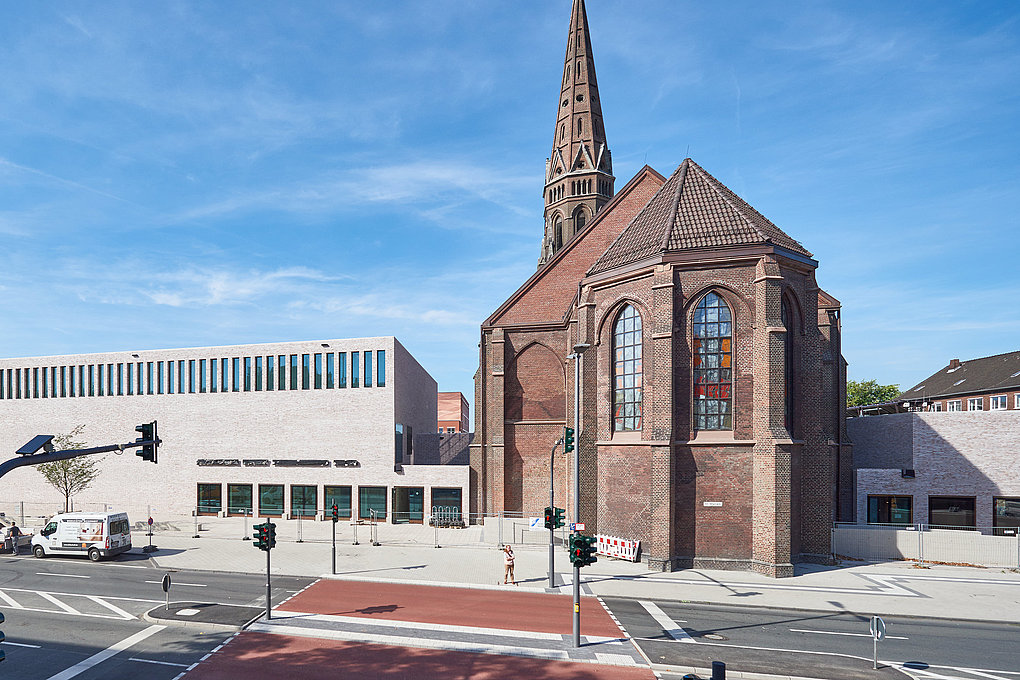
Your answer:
[546,179,610,204]
[551,207,590,252]
[0,350,385,400]
[611,294,795,434]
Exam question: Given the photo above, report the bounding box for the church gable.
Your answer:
[486,166,665,328]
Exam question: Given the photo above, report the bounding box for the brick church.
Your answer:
[471,0,849,577]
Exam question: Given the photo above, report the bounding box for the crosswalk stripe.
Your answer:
[638,601,695,643]
[39,592,81,615]
[0,589,23,608]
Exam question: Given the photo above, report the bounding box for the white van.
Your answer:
[32,511,132,562]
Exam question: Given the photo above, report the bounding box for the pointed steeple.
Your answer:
[539,0,615,266]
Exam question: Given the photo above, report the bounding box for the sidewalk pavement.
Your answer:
[142,517,1020,625]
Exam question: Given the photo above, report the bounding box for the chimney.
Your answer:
[949,358,961,370]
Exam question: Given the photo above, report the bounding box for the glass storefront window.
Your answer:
[867,496,912,524]
[325,486,352,518]
[197,484,222,515]
[228,484,253,516]
[993,497,1020,536]
[392,487,423,524]
[259,484,284,516]
[928,496,976,529]
[291,485,317,518]
[359,486,386,520]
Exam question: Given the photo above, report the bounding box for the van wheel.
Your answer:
[88,548,102,562]
[33,544,46,558]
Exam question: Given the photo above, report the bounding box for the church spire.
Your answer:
[539,0,615,266]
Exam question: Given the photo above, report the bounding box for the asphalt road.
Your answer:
[602,597,1020,680]
[0,551,314,680]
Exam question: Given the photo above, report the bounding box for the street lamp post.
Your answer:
[569,342,590,648]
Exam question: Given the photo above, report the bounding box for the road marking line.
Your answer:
[39,592,81,615]
[87,595,136,620]
[45,624,165,680]
[127,658,189,668]
[105,564,148,569]
[271,610,565,640]
[247,622,572,662]
[789,628,908,640]
[638,601,695,643]
[36,573,89,579]
[145,580,207,587]
[0,589,23,608]
[1,587,161,603]
[906,668,980,680]
[2,641,42,648]
[947,668,1013,680]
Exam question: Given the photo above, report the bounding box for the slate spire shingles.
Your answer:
[589,158,811,275]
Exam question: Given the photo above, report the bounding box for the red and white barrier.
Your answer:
[596,534,640,562]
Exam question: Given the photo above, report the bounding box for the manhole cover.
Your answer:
[702,633,728,641]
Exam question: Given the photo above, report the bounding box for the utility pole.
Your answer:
[548,438,561,589]
[570,342,590,648]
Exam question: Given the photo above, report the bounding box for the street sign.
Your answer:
[870,615,886,670]
[528,517,545,531]
[161,573,171,593]
[570,523,586,531]
[148,517,154,527]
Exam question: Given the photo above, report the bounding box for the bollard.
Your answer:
[712,660,726,680]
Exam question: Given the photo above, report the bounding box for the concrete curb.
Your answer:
[599,593,1020,628]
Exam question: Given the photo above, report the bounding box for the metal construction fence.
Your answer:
[0,500,570,550]
[833,523,1020,569]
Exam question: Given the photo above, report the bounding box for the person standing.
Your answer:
[7,522,22,556]
[502,544,516,585]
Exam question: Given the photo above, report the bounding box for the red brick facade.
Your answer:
[471,1,848,577]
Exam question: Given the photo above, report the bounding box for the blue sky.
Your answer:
[1,1,1018,408]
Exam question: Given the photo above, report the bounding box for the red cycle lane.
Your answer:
[184,632,656,680]
[276,579,624,638]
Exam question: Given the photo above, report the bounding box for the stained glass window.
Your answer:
[693,292,733,431]
[612,305,642,432]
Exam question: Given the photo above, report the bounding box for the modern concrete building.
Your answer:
[848,410,1020,533]
[0,337,468,524]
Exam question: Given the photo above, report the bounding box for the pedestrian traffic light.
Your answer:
[332,503,339,523]
[253,522,275,551]
[564,426,575,453]
[134,421,159,463]
[544,506,554,530]
[553,507,565,529]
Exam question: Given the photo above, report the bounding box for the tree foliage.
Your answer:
[847,379,901,408]
[36,425,105,512]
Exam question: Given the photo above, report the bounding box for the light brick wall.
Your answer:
[0,338,466,522]
[851,411,1020,526]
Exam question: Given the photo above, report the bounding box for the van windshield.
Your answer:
[110,519,130,535]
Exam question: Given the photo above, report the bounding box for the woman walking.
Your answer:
[502,544,516,585]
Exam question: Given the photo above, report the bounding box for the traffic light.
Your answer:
[544,506,553,530]
[332,503,339,523]
[134,421,159,463]
[0,609,4,662]
[267,521,277,549]
[564,426,575,453]
[253,521,267,549]
[553,507,565,529]
[568,533,597,567]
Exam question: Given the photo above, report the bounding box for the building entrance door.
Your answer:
[392,487,424,524]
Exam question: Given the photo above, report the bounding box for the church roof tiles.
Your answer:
[589,158,811,275]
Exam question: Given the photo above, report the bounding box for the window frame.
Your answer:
[358,485,387,520]
[227,484,253,517]
[993,497,1020,536]
[967,397,983,411]
[611,304,643,433]
[928,495,977,529]
[258,484,285,517]
[692,292,734,431]
[197,483,222,516]
[947,400,961,412]
[989,395,1007,410]
[325,485,352,519]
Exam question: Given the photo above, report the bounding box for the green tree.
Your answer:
[847,379,901,408]
[36,425,105,512]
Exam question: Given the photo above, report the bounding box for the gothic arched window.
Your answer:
[693,292,732,430]
[573,206,586,230]
[553,217,563,251]
[612,305,643,432]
